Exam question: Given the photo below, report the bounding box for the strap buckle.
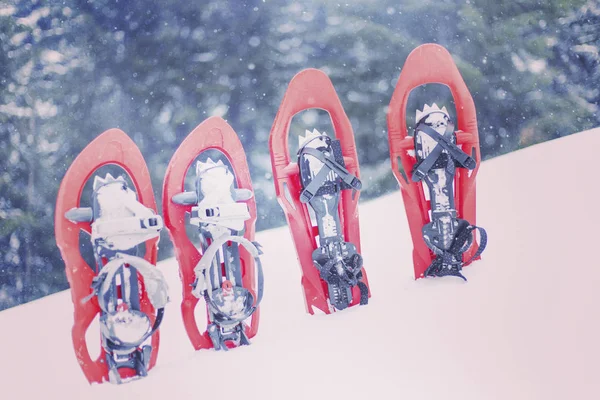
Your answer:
[91,215,163,242]
[190,202,250,231]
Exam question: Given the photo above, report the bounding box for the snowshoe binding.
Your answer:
[55,129,168,384]
[298,129,367,310]
[269,68,370,314]
[413,105,487,280]
[163,117,262,351]
[387,43,487,280]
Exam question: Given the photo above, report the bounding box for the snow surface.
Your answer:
[2,128,600,399]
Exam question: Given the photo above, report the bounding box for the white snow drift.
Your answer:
[1,128,599,399]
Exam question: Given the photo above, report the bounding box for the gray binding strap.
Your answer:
[80,254,169,349]
[192,234,264,307]
[418,123,475,168]
[299,147,362,203]
[90,254,169,312]
[412,120,454,182]
[299,160,335,204]
[412,121,475,182]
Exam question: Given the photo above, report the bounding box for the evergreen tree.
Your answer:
[0,0,597,310]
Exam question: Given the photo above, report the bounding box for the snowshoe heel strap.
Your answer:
[461,225,487,266]
[357,281,369,305]
[193,234,264,309]
[424,223,487,279]
[82,254,169,351]
[83,254,170,311]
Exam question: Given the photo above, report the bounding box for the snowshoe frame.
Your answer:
[55,129,161,384]
[269,68,370,315]
[387,43,483,279]
[162,116,260,350]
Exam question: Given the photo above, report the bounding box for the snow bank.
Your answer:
[1,129,599,399]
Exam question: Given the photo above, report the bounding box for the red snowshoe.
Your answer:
[55,129,168,384]
[162,117,262,351]
[269,68,370,315]
[387,44,487,280]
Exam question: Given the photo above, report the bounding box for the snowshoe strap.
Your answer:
[316,251,368,305]
[300,161,337,204]
[299,147,362,203]
[457,224,487,267]
[174,189,253,206]
[84,254,170,311]
[90,193,163,246]
[91,215,163,243]
[82,254,169,348]
[190,202,250,231]
[412,121,476,182]
[424,223,487,280]
[357,281,369,305]
[193,234,264,312]
[412,121,454,182]
[420,122,476,168]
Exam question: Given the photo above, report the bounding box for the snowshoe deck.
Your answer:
[162,116,261,351]
[55,129,165,384]
[387,44,485,280]
[298,132,367,310]
[269,68,370,314]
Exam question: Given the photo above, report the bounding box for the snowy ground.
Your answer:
[2,128,600,399]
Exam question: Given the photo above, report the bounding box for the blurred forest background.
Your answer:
[0,0,598,310]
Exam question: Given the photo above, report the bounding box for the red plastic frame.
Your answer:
[269,68,370,315]
[162,116,259,350]
[54,129,160,384]
[387,43,482,279]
